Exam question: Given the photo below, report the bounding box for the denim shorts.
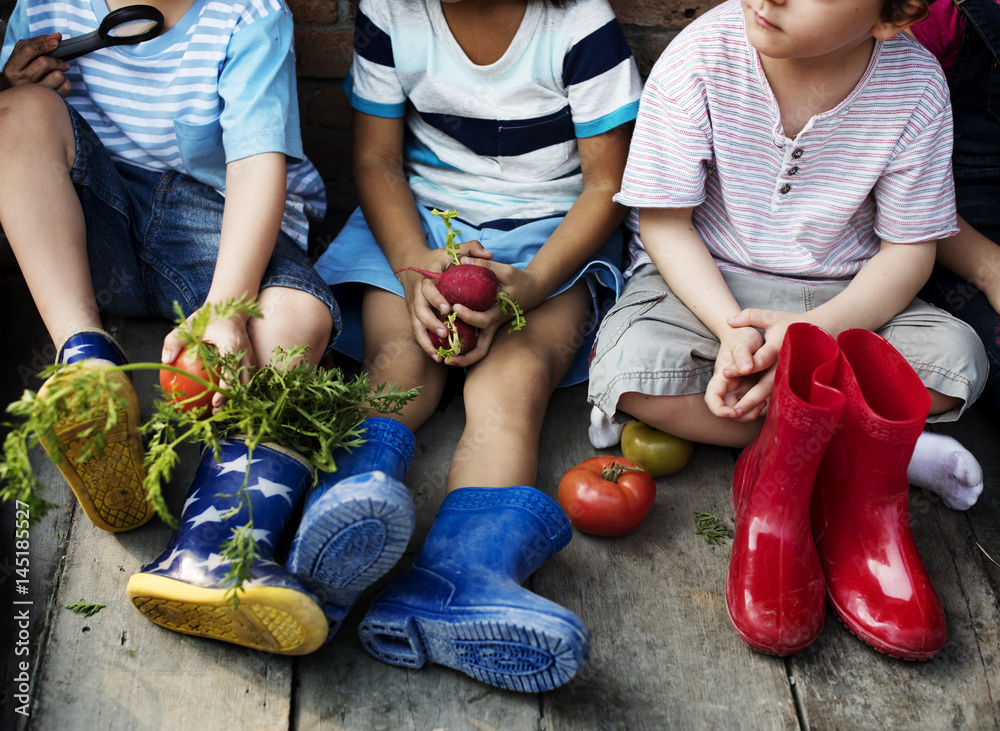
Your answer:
[588,264,989,424]
[67,103,340,347]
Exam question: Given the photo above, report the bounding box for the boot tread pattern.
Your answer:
[294,496,412,589]
[40,371,151,532]
[63,420,150,530]
[362,614,583,693]
[131,595,306,653]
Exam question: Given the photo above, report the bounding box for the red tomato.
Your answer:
[557,457,656,537]
[160,348,216,413]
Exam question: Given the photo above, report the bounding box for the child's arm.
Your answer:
[351,110,493,356]
[934,215,1000,314]
[161,152,286,379]
[639,206,767,419]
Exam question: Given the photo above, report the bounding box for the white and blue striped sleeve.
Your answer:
[563,1,640,138]
[347,0,406,118]
[2,0,33,67]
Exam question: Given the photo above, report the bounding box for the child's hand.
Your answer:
[436,259,536,367]
[1,35,71,95]
[162,308,253,413]
[706,325,766,420]
[397,241,494,359]
[712,308,816,419]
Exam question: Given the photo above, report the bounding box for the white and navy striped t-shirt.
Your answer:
[1,0,325,248]
[349,0,641,229]
[618,0,959,282]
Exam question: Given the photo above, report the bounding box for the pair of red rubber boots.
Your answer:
[726,323,946,660]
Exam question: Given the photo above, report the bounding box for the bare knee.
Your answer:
[0,85,74,162]
[251,287,332,366]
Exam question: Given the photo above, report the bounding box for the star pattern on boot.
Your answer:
[187,505,228,528]
[182,488,202,515]
[152,546,185,573]
[196,552,230,573]
[249,477,295,506]
[216,453,262,476]
[61,344,91,362]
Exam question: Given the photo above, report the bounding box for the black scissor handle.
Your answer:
[49,6,165,61]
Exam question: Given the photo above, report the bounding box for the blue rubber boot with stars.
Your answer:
[127,439,328,655]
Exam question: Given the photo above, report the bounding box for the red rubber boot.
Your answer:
[726,323,845,655]
[811,329,946,660]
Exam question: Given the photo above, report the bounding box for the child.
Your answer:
[299,0,640,692]
[1,0,340,651]
[912,0,1000,424]
[587,0,989,512]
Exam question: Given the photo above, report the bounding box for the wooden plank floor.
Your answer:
[2,268,999,730]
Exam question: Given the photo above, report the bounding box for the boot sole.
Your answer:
[288,474,415,631]
[828,593,942,661]
[358,605,589,693]
[127,573,328,655]
[38,369,152,532]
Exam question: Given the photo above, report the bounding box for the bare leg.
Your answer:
[617,391,763,448]
[447,282,591,491]
[0,85,98,346]
[361,286,448,431]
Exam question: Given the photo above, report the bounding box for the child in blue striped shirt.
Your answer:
[0,0,338,650]
[305,0,639,692]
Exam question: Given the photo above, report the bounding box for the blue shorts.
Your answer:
[314,205,626,387]
[66,103,340,347]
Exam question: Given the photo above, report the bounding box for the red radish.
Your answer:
[397,264,500,312]
[429,312,479,360]
[400,208,526,363]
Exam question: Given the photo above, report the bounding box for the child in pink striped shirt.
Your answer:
[588,0,988,509]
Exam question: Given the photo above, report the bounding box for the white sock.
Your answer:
[907,431,984,511]
[589,406,629,449]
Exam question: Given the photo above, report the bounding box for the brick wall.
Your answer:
[292,0,724,247]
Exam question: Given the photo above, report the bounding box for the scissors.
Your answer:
[49,5,165,61]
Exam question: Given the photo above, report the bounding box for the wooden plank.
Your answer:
[25,317,296,730]
[0,269,75,726]
[5,305,999,729]
[537,386,798,730]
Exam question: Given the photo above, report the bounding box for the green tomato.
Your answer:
[621,421,693,477]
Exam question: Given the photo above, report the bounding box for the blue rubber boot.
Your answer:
[126,439,328,655]
[287,417,416,636]
[357,486,590,693]
[38,329,152,531]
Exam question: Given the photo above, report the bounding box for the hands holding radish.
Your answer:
[396,210,527,365]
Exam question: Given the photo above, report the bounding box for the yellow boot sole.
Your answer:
[127,572,329,655]
[38,366,153,532]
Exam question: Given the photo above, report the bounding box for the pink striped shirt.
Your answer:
[617,1,960,283]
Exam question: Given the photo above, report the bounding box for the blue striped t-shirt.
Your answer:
[1,0,326,248]
[349,0,641,228]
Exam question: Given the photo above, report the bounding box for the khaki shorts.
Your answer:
[587,264,989,424]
